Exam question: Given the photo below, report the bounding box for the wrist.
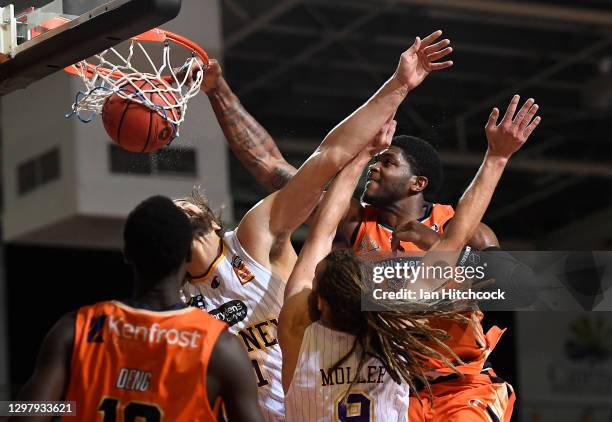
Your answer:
[484,151,509,168]
[387,76,411,99]
[204,77,229,96]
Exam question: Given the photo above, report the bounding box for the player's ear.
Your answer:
[212,220,221,231]
[410,175,429,194]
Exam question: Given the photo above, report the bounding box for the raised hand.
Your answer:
[485,95,541,159]
[366,117,397,157]
[393,30,453,91]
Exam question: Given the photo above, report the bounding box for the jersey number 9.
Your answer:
[335,392,373,421]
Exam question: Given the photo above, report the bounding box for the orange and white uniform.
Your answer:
[353,203,454,255]
[352,204,515,422]
[61,300,226,421]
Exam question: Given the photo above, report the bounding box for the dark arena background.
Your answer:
[1,0,612,421]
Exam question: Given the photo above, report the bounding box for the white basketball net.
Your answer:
[67,38,204,136]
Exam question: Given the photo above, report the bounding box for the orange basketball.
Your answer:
[102,79,180,153]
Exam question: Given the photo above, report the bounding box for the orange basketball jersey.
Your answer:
[61,301,226,421]
[351,204,505,377]
[352,203,455,255]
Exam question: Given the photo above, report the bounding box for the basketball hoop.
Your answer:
[64,28,208,139]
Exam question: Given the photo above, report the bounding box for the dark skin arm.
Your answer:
[466,221,500,250]
[393,220,500,251]
[203,60,297,191]
[200,60,369,239]
[206,331,265,422]
[200,61,499,251]
[9,313,75,422]
[203,65,499,251]
[202,65,500,251]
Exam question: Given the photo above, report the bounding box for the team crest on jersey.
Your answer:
[231,255,255,285]
[209,300,248,327]
[211,276,221,289]
[358,236,380,254]
[431,223,439,232]
[87,315,107,343]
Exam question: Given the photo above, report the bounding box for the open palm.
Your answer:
[394,30,454,90]
[485,95,542,159]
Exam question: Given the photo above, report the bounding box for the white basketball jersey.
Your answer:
[182,230,285,422]
[285,322,409,422]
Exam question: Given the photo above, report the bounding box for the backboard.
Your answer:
[0,0,181,95]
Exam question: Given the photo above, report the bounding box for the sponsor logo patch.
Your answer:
[209,300,248,327]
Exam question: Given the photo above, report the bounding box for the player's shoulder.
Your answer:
[73,300,115,317]
[56,311,77,330]
[221,229,238,250]
[45,311,77,354]
[432,202,455,213]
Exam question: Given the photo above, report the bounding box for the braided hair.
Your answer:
[317,248,466,402]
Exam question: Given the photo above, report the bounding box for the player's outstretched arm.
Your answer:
[238,31,453,270]
[207,331,265,422]
[202,59,298,191]
[278,121,395,392]
[269,31,453,232]
[426,96,541,263]
[9,313,75,422]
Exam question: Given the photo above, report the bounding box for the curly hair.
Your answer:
[391,135,444,199]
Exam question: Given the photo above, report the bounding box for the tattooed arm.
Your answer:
[203,59,297,191]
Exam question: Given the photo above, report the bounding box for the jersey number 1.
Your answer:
[251,359,270,387]
[99,398,161,422]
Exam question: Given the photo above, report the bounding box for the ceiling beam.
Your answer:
[227,50,584,93]
[275,138,612,178]
[309,0,612,28]
[223,0,250,21]
[259,24,596,65]
[432,36,612,133]
[235,4,390,98]
[225,0,303,49]
[393,0,612,27]
[540,204,612,248]
[303,3,432,132]
[487,176,585,222]
[440,152,612,178]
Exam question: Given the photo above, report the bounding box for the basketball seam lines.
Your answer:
[142,106,154,153]
[116,100,132,148]
[116,79,148,149]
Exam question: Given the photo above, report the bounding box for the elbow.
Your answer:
[440,231,474,252]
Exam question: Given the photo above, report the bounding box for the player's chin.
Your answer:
[362,184,381,203]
